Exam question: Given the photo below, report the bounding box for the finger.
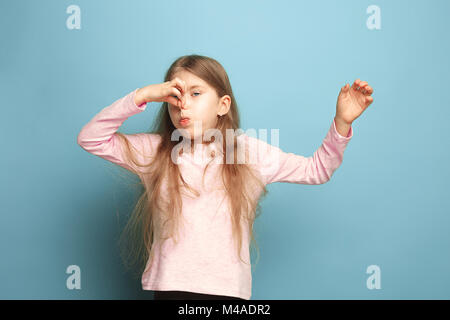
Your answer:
[364,85,373,95]
[182,79,187,100]
[359,81,368,88]
[366,96,374,105]
[358,81,368,92]
[171,86,182,100]
[167,96,180,107]
[173,78,186,106]
[183,80,187,107]
[165,88,181,106]
[171,87,183,108]
[171,78,186,106]
[341,83,349,93]
[179,78,188,107]
[353,80,367,92]
[171,77,184,94]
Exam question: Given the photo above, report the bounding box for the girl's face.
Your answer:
[168,70,230,143]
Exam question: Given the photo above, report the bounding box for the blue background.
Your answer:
[1,0,449,299]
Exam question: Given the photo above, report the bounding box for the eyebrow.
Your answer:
[187,85,205,90]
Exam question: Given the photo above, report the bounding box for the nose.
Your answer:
[180,94,190,110]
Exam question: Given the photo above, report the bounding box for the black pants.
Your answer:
[153,290,245,300]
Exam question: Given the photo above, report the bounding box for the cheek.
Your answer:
[196,103,216,120]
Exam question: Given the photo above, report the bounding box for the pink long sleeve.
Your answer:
[246,118,353,185]
[77,88,161,175]
[77,88,353,300]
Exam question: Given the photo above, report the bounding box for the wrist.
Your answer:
[334,116,352,137]
[334,115,352,126]
[134,88,147,106]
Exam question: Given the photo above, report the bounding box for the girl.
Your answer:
[77,54,374,300]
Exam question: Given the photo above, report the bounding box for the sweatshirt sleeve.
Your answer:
[248,118,353,185]
[77,88,161,175]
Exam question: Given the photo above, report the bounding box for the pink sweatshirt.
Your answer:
[77,88,353,300]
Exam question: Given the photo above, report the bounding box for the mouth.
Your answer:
[179,117,190,126]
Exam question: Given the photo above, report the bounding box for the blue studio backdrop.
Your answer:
[1,0,449,299]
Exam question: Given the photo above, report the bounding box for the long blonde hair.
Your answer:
[116,54,268,279]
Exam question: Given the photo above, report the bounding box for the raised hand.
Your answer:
[335,79,374,125]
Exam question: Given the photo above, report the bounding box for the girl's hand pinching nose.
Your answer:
[137,77,187,108]
[335,78,374,125]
